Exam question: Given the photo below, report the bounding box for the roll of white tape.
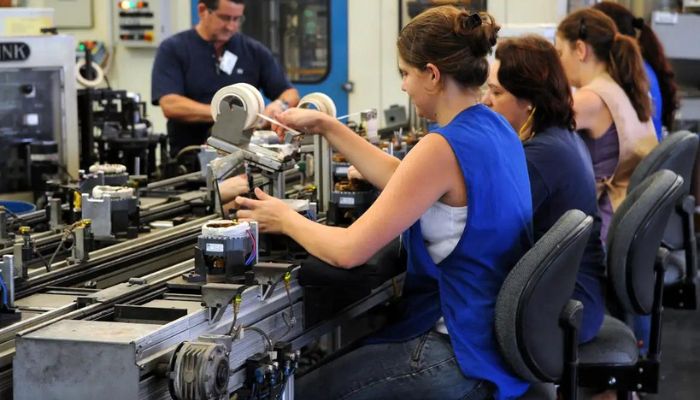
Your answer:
[88,163,127,174]
[76,59,105,88]
[92,186,134,199]
[298,92,337,118]
[210,83,264,130]
[202,220,250,238]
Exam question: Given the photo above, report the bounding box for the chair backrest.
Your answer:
[495,209,592,383]
[628,131,699,249]
[608,170,684,314]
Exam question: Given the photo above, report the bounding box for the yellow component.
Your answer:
[18,226,30,235]
[235,294,242,305]
[73,191,82,210]
[283,271,292,288]
[81,219,92,227]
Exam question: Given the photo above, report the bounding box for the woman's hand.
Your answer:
[275,108,335,140]
[234,188,295,234]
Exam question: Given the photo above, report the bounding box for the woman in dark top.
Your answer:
[483,34,605,343]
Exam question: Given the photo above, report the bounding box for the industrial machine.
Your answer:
[77,87,167,178]
[0,33,78,193]
[12,237,406,400]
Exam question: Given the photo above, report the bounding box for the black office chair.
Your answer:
[628,131,699,309]
[495,209,593,400]
[578,170,685,398]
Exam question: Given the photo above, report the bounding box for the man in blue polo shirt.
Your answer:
[151,0,300,157]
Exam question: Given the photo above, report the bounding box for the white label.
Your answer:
[206,243,224,252]
[339,196,355,206]
[366,118,378,139]
[335,166,349,175]
[219,50,238,75]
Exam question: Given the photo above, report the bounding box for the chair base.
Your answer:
[578,358,660,394]
[663,280,697,309]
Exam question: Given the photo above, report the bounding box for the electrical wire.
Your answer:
[244,326,273,352]
[245,229,256,266]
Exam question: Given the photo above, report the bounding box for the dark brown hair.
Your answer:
[199,0,244,9]
[558,8,651,122]
[593,2,678,130]
[397,6,499,88]
[495,35,576,134]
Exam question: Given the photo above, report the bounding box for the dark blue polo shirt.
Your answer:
[524,126,606,343]
[151,29,292,155]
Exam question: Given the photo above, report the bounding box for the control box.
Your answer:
[113,0,174,48]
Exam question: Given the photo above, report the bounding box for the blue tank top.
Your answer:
[371,105,533,399]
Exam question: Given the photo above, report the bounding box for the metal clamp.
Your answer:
[201,283,246,323]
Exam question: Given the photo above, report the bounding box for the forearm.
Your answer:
[282,211,368,269]
[321,119,400,189]
[159,94,213,123]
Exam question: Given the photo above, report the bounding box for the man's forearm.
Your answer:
[159,94,214,123]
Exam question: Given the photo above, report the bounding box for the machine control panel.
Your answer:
[114,0,173,47]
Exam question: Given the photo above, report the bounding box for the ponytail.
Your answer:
[608,33,651,122]
[638,23,679,129]
[559,9,652,123]
[592,1,679,130]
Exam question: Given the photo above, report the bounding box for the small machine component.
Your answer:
[186,220,258,283]
[240,342,299,400]
[79,163,129,194]
[81,185,139,240]
[0,255,20,326]
[12,226,34,280]
[168,338,232,400]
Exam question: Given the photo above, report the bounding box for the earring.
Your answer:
[526,105,533,111]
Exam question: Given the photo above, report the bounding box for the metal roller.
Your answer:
[210,83,264,130]
[298,92,337,118]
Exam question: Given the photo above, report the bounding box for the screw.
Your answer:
[639,367,644,373]
[608,377,617,385]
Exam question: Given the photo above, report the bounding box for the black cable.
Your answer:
[213,178,226,218]
[103,74,112,90]
[244,326,273,352]
[33,245,52,273]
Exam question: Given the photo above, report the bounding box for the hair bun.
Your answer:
[632,17,645,30]
[452,11,499,57]
[454,11,483,35]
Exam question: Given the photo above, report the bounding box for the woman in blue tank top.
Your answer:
[235,6,533,399]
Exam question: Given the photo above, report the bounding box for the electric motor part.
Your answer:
[88,163,127,175]
[168,341,230,400]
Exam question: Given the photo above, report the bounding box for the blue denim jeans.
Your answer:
[295,331,493,400]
